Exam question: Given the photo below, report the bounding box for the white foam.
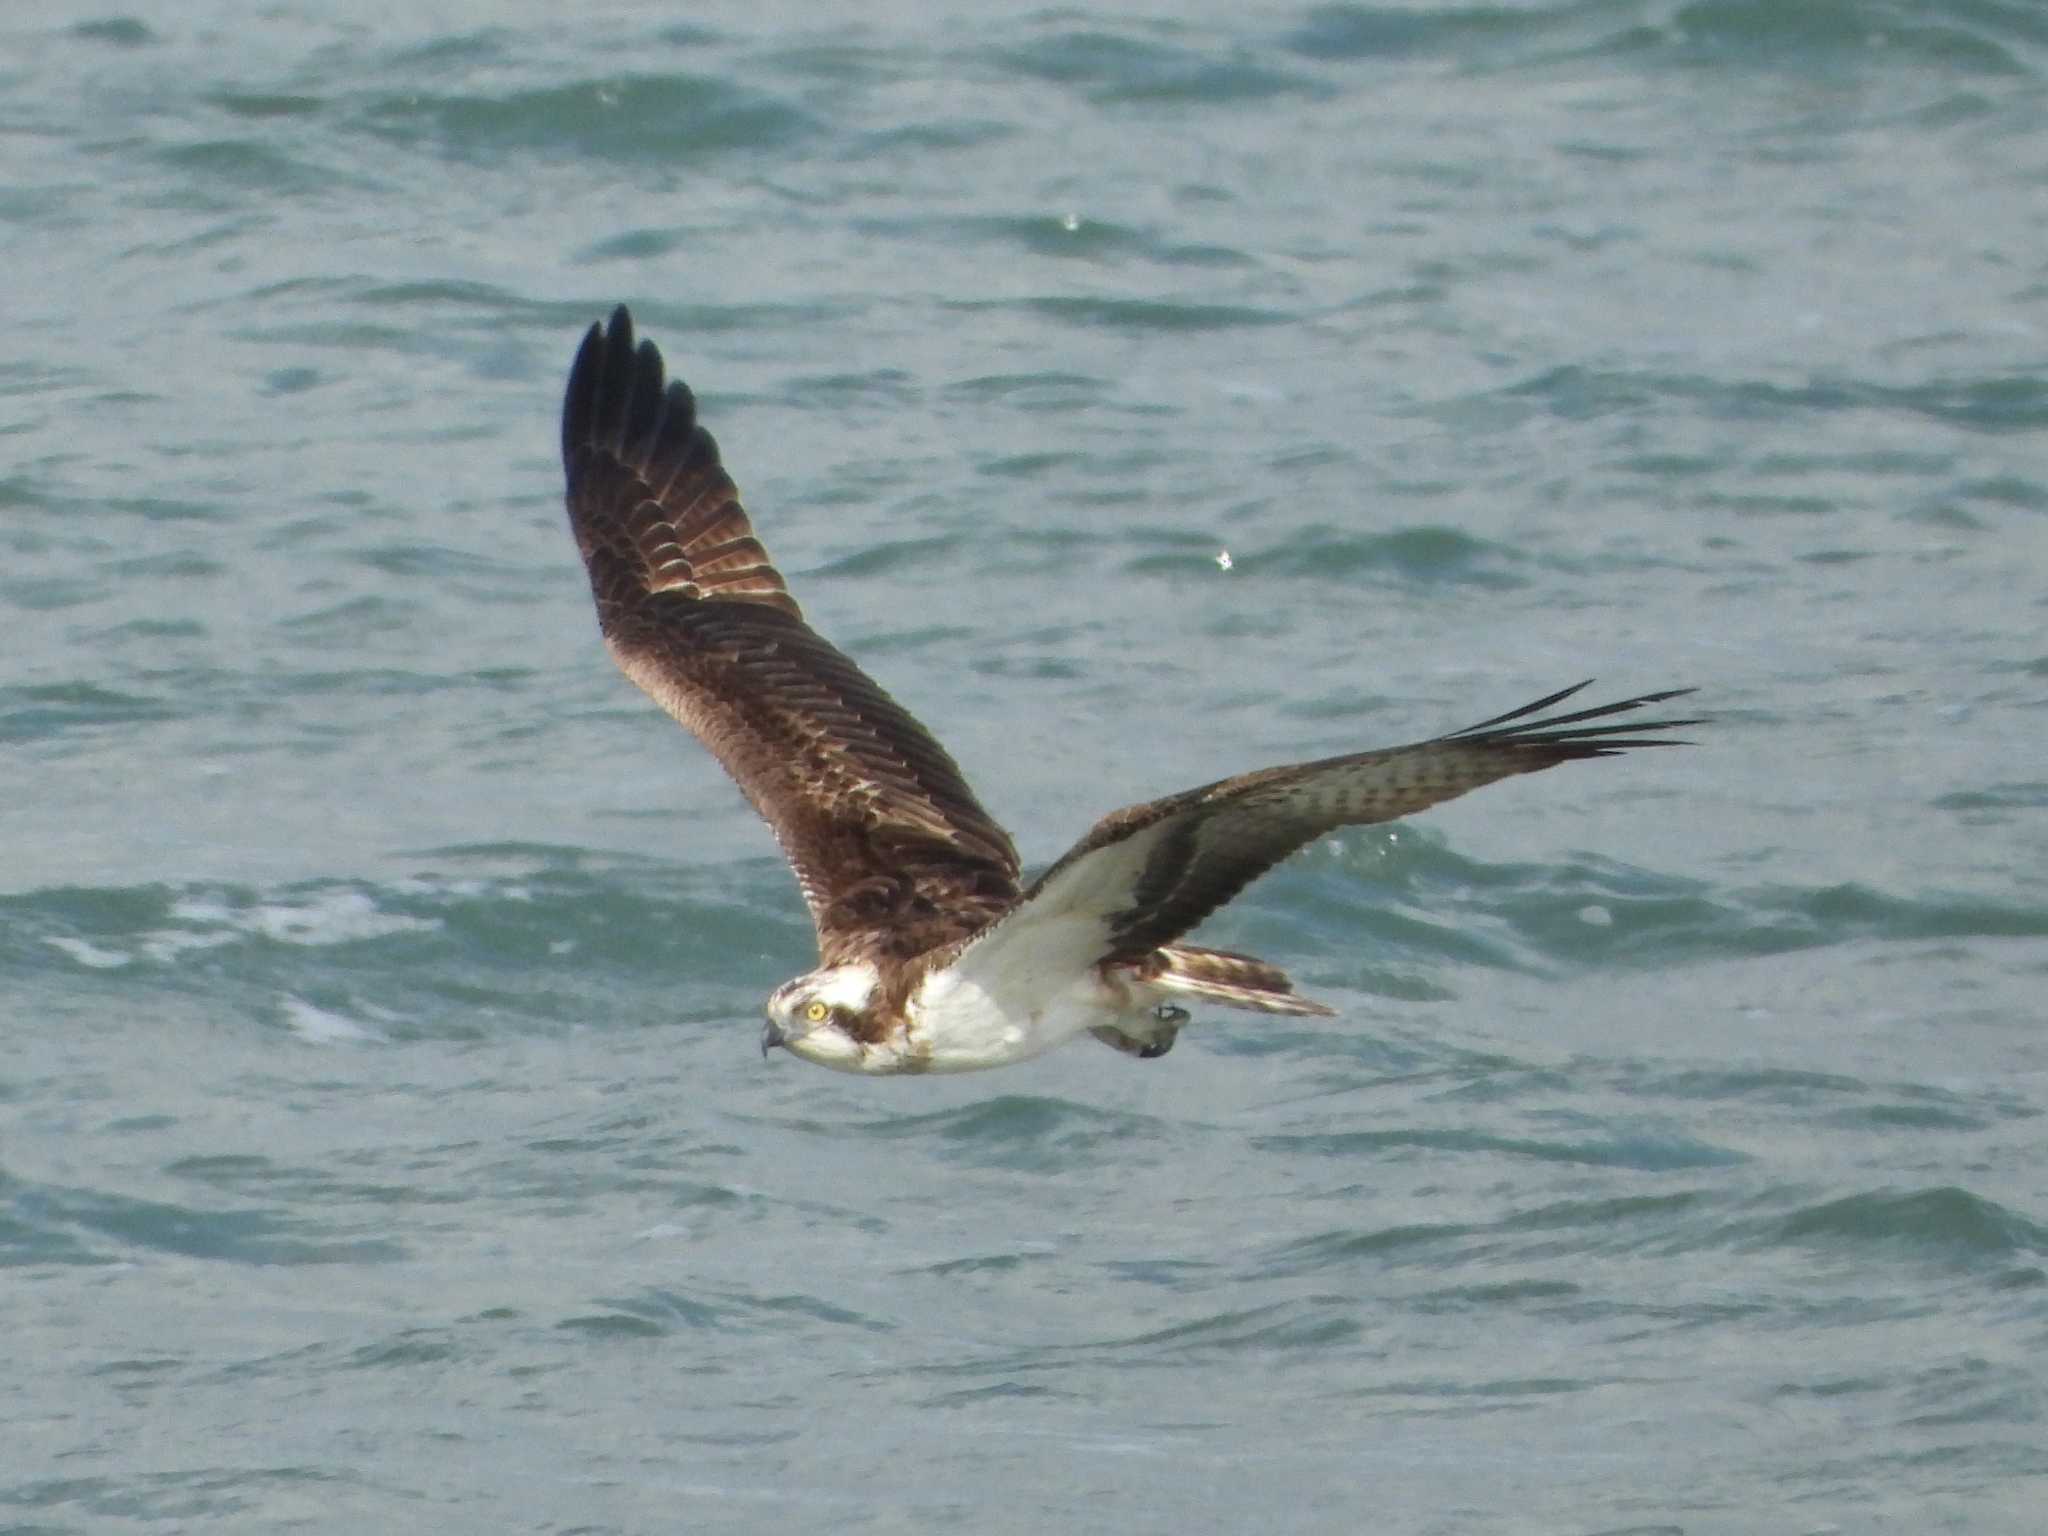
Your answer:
[44,936,134,970]
[136,928,238,964]
[280,994,386,1044]
[163,889,440,948]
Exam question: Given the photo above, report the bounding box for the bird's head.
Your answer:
[762,963,882,1072]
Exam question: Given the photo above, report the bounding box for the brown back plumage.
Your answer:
[562,307,1021,964]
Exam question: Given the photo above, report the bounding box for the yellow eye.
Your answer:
[804,1001,829,1023]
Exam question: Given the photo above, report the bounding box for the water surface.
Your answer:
[6,2,2047,1532]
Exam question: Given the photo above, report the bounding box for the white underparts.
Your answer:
[905,960,1158,1073]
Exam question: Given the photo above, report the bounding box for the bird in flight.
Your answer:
[561,307,1697,1075]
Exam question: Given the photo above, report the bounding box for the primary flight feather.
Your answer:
[562,307,1697,1075]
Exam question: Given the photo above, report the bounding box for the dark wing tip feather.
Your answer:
[1440,681,1700,757]
[592,311,643,457]
[562,304,675,468]
[621,338,668,458]
[562,305,799,618]
[560,316,608,467]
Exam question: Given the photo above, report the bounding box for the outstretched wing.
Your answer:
[562,306,1021,963]
[960,683,1697,982]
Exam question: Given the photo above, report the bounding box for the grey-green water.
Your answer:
[6,3,2048,1532]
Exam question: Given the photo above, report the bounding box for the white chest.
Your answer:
[905,965,1115,1073]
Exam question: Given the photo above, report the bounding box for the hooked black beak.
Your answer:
[760,1018,788,1058]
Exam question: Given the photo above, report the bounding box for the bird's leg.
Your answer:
[1088,1003,1188,1060]
[1138,1003,1188,1058]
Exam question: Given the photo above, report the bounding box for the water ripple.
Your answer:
[1253,1125,1741,1172]
[986,30,1325,105]
[358,74,821,164]
[6,1175,407,1267]
[1765,1187,2048,1264]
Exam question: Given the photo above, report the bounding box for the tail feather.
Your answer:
[1145,944,1335,1018]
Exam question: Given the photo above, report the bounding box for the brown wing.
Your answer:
[562,306,1021,964]
[1019,682,1699,965]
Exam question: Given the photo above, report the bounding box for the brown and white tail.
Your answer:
[1146,944,1335,1017]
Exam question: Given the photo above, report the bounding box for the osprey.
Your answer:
[561,307,1697,1075]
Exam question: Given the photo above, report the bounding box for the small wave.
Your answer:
[165,1153,461,1212]
[1267,845,2048,973]
[567,1285,889,1339]
[782,1096,1177,1172]
[1111,1300,1364,1358]
[1259,1218,1474,1278]
[1288,0,2045,80]
[1933,781,2048,817]
[280,995,387,1044]
[1258,1190,1768,1283]
[9,853,805,1041]
[1653,0,2037,77]
[1250,524,1525,588]
[1286,6,1530,63]
[345,1331,464,1371]
[557,1310,673,1340]
[1764,1186,2048,1263]
[22,882,438,975]
[809,533,962,580]
[72,16,154,46]
[1709,881,2048,955]
[173,890,439,949]
[907,1251,1047,1279]
[948,295,1293,335]
[0,681,182,746]
[940,1299,1365,1370]
[7,1176,408,1267]
[1504,364,2048,436]
[1406,1278,1584,1313]
[942,371,1106,409]
[210,90,323,122]
[156,137,331,197]
[918,1381,1065,1408]
[1253,1125,1741,1172]
[357,74,821,165]
[985,29,1323,106]
[859,212,1258,272]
